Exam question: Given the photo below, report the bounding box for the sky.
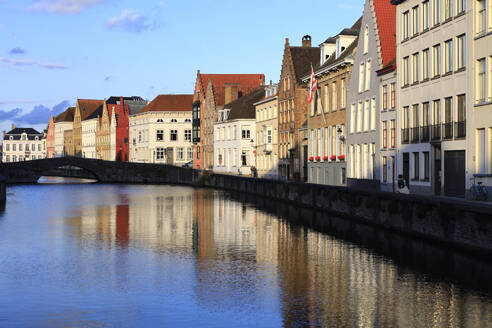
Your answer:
[0,0,364,134]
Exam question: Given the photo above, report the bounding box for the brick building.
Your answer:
[278,36,320,180]
[191,71,265,170]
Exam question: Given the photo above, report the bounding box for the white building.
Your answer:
[468,0,492,199]
[213,87,264,176]
[54,107,74,157]
[254,83,279,179]
[81,109,100,159]
[2,126,46,162]
[129,94,193,165]
[392,0,470,197]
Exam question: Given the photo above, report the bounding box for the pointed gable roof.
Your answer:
[77,99,105,121]
[373,0,396,67]
[141,94,193,112]
[198,74,265,106]
[54,107,75,123]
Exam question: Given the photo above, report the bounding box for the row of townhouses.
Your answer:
[2,0,491,200]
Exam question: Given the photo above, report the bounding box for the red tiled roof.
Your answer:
[54,107,75,123]
[199,74,265,106]
[141,94,193,112]
[374,0,396,67]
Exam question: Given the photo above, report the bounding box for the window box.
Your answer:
[315,156,320,161]
[330,155,336,161]
[309,156,314,162]
[338,155,345,161]
[323,156,329,161]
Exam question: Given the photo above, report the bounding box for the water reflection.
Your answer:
[0,185,490,327]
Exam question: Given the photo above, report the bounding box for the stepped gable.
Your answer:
[141,94,193,112]
[373,0,396,67]
[226,87,266,120]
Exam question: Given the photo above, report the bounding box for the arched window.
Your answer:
[364,26,369,54]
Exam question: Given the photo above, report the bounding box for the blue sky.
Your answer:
[0,0,364,134]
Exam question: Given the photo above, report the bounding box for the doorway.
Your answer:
[444,150,465,198]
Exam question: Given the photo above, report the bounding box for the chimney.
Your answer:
[224,84,232,104]
[231,84,239,102]
[302,35,312,48]
[11,123,15,130]
[3,130,5,138]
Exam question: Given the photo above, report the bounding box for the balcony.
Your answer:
[443,122,453,139]
[410,127,420,143]
[420,125,430,142]
[455,120,466,138]
[401,128,409,144]
[431,124,441,141]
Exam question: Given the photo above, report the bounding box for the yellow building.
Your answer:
[73,99,104,157]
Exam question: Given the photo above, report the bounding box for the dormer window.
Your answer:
[9,136,13,140]
[35,136,39,140]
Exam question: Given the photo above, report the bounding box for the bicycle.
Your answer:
[470,176,488,201]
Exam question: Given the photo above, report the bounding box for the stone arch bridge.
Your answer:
[0,157,195,184]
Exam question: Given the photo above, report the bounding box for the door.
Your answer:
[403,153,410,187]
[444,150,465,198]
[166,147,174,165]
[303,145,308,182]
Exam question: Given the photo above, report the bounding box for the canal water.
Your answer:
[0,183,491,327]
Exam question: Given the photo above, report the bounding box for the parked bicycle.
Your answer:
[470,176,488,201]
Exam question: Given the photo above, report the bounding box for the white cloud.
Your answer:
[0,57,68,70]
[107,9,151,33]
[28,0,104,14]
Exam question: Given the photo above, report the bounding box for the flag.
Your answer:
[307,67,317,105]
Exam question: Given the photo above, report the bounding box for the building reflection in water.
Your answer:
[68,187,491,328]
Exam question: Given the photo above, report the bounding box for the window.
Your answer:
[412,104,420,128]
[177,147,184,160]
[197,146,200,159]
[457,35,466,70]
[477,58,486,102]
[403,56,410,85]
[185,118,191,122]
[382,156,388,183]
[364,100,370,131]
[13,155,16,162]
[184,129,191,141]
[433,100,441,124]
[171,119,177,123]
[364,26,369,53]
[390,120,396,148]
[5,144,9,151]
[365,60,371,90]
[457,94,466,137]
[382,121,388,148]
[390,83,396,108]
[332,82,337,110]
[350,104,356,133]
[457,0,465,14]
[412,52,419,83]
[423,0,430,29]
[359,63,365,92]
[324,85,330,112]
[37,144,41,151]
[413,152,420,179]
[444,0,453,19]
[19,144,23,151]
[357,102,363,132]
[156,130,164,141]
[423,152,430,180]
[242,129,251,139]
[339,79,346,109]
[156,148,165,160]
[412,6,419,35]
[433,44,441,77]
[370,98,376,130]
[382,85,388,110]
[477,0,487,34]
[5,155,9,162]
[444,39,453,73]
[433,0,441,24]
[170,130,177,141]
[422,48,430,80]
[138,131,142,142]
[403,11,410,39]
